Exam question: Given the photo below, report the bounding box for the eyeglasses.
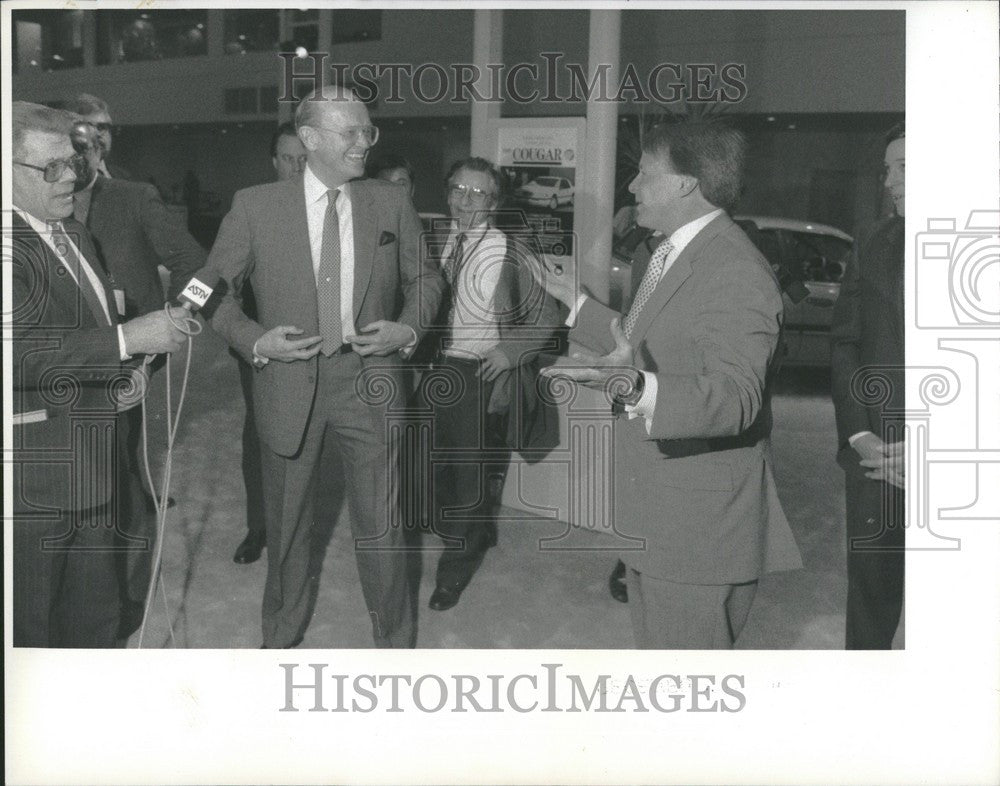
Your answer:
[13,155,86,183]
[93,122,113,133]
[448,184,495,204]
[278,153,307,166]
[311,124,379,145]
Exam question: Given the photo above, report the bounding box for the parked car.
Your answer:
[515,176,574,210]
[608,215,853,367]
[736,216,853,368]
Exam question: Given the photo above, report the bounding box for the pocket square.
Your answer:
[379,231,396,247]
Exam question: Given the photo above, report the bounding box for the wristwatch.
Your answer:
[613,369,644,407]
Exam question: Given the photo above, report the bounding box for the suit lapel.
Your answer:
[630,213,733,345]
[65,216,119,324]
[281,177,319,331]
[350,181,377,322]
[11,213,108,327]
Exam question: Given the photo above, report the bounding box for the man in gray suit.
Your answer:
[537,121,801,649]
[208,86,443,648]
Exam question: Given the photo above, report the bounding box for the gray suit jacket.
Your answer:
[571,213,802,584]
[208,175,444,456]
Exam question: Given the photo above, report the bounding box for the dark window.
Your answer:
[223,87,258,115]
[12,10,84,73]
[330,10,381,44]
[785,231,852,284]
[96,9,207,64]
[223,10,279,55]
[259,86,279,114]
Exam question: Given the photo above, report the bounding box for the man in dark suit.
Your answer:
[536,121,801,649]
[831,125,906,649]
[9,102,188,647]
[59,93,134,180]
[208,87,444,648]
[232,122,308,566]
[63,117,206,636]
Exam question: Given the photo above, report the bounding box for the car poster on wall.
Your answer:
[497,123,580,257]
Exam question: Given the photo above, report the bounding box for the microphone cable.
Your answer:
[135,303,204,648]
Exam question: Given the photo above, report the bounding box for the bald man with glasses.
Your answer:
[208,87,443,648]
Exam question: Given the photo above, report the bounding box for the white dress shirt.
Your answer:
[15,208,129,360]
[441,222,506,360]
[305,165,356,342]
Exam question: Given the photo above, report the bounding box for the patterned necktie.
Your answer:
[317,189,342,356]
[47,220,110,326]
[442,232,466,286]
[622,238,673,340]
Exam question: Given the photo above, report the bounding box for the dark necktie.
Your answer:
[442,232,466,286]
[47,220,110,326]
[442,233,467,329]
[317,189,342,356]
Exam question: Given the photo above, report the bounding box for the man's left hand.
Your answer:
[347,321,415,356]
[540,317,636,391]
[480,347,513,382]
[860,439,906,489]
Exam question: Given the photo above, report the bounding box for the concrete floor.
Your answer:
[130,327,862,649]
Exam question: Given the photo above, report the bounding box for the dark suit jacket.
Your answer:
[208,175,445,456]
[486,232,563,453]
[570,213,802,584]
[9,213,136,516]
[831,216,905,449]
[85,175,206,318]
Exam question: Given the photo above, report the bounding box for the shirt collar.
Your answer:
[14,207,57,236]
[303,164,350,205]
[667,208,724,255]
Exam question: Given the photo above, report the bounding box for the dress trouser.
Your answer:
[627,569,758,649]
[115,405,156,607]
[237,357,266,538]
[425,356,503,589]
[844,467,905,649]
[259,351,415,648]
[14,502,121,647]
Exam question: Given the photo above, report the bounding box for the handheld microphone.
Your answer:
[177,274,216,312]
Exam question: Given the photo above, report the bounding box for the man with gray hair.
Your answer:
[9,102,188,647]
[208,87,443,648]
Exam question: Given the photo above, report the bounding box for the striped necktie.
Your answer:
[317,189,342,356]
[622,238,673,340]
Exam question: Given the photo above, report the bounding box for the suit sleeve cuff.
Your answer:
[117,325,132,361]
[625,371,658,434]
[252,338,269,367]
[399,325,418,359]
[565,294,589,327]
[848,430,874,447]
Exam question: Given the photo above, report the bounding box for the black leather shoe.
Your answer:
[428,584,464,611]
[233,531,266,564]
[609,560,628,603]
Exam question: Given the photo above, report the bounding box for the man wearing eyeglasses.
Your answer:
[10,102,189,647]
[60,115,207,639]
[208,86,443,649]
[60,93,133,180]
